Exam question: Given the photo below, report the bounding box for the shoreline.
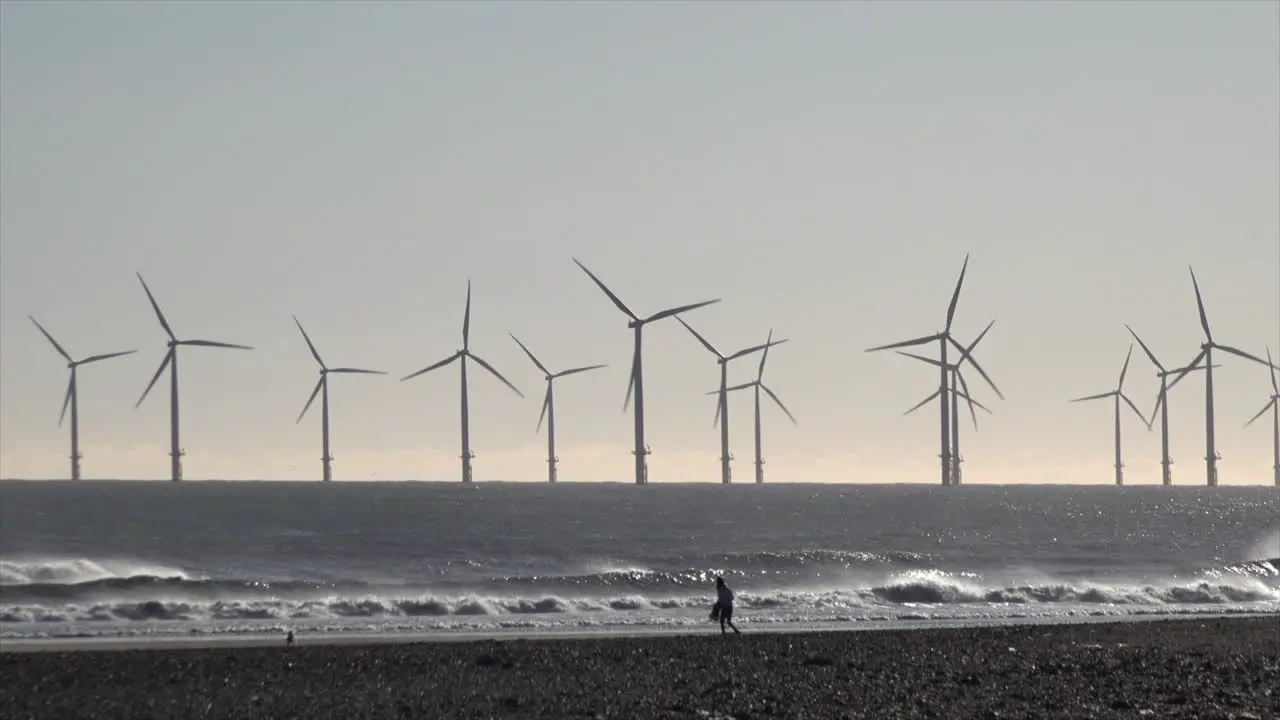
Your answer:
[3,609,1279,654]
[3,616,1276,719]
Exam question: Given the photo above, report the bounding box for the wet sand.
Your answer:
[3,616,1278,719]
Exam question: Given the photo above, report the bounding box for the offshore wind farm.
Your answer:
[10,257,1280,486]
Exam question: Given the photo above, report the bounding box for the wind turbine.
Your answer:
[29,317,135,480]
[676,317,787,484]
[293,317,385,482]
[1168,268,1276,486]
[401,281,523,483]
[1126,324,1213,486]
[716,330,797,483]
[864,255,1003,486]
[509,334,605,483]
[135,273,253,482]
[1243,348,1280,488]
[1069,345,1151,486]
[572,258,720,485]
[895,319,996,485]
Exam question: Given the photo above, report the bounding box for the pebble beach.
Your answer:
[4,616,1278,719]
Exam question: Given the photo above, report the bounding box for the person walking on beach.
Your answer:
[713,576,741,635]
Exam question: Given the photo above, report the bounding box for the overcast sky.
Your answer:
[2,1,1277,484]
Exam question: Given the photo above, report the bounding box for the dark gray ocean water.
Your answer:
[1,481,1277,640]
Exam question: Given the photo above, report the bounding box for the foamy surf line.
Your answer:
[4,610,1277,653]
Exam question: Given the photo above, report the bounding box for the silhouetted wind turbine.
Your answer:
[896,319,996,485]
[676,317,787,484]
[29,317,135,480]
[401,281,523,483]
[1168,268,1276,486]
[135,273,253,481]
[1243,348,1280,488]
[509,334,605,483]
[573,258,720,485]
[717,330,797,483]
[293,317,385,482]
[1069,345,1150,486]
[864,255,1003,486]
[1127,324,1213,486]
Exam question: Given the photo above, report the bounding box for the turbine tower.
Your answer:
[573,258,720,485]
[895,319,996,485]
[29,317,135,481]
[1127,324,1212,486]
[864,255,1003,486]
[718,330,797,483]
[1243,348,1280,487]
[676,317,787,484]
[1168,268,1276,486]
[135,273,253,482]
[509,334,605,483]
[293,317,385,482]
[401,281,523,483]
[1069,345,1151,486]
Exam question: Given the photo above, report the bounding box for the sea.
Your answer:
[1,481,1277,644]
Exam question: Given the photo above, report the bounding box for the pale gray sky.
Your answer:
[2,1,1277,484]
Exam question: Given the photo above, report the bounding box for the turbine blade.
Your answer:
[297,378,324,423]
[328,368,386,375]
[1269,347,1278,394]
[1070,391,1114,403]
[136,350,173,407]
[719,382,755,394]
[1167,348,1208,389]
[760,383,797,424]
[29,316,72,362]
[536,384,551,432]
[509,333,550,376]
[956,389,993,415]
[756,329,773,381]
[903,389,942,416]
[1214,344,1274,368]
[1125,324,1164,372]
[1244,398,1276,428]
[712,390,723,428]
[644,298,721,324]
[573,259,638,321]
[462,280,472,350]
[1149,390,1163,428]
[726,338,789,362]
[1118,345,1133,390]
[623,351,637,412]
[182,340,254,350]
[554,363,607,378]
[293,316,325,368]
[896,351,943,368]
[1120,392,1150,430]
[401,352,459,381]
[954,370,982,428]
[1188,267,1212,341]
[948,336,1004,400]
[58,374,73,427]
[965,319,995,354]
[675,316,722,359]
[866,333,941,353]
[944,254,970,332]
[136,273,176,341]
[77,350,137,365]
[468,353,524,398]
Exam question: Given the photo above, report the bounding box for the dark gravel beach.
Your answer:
[4,617,1278,720]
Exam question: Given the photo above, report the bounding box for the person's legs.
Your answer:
[723,606,740,634]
